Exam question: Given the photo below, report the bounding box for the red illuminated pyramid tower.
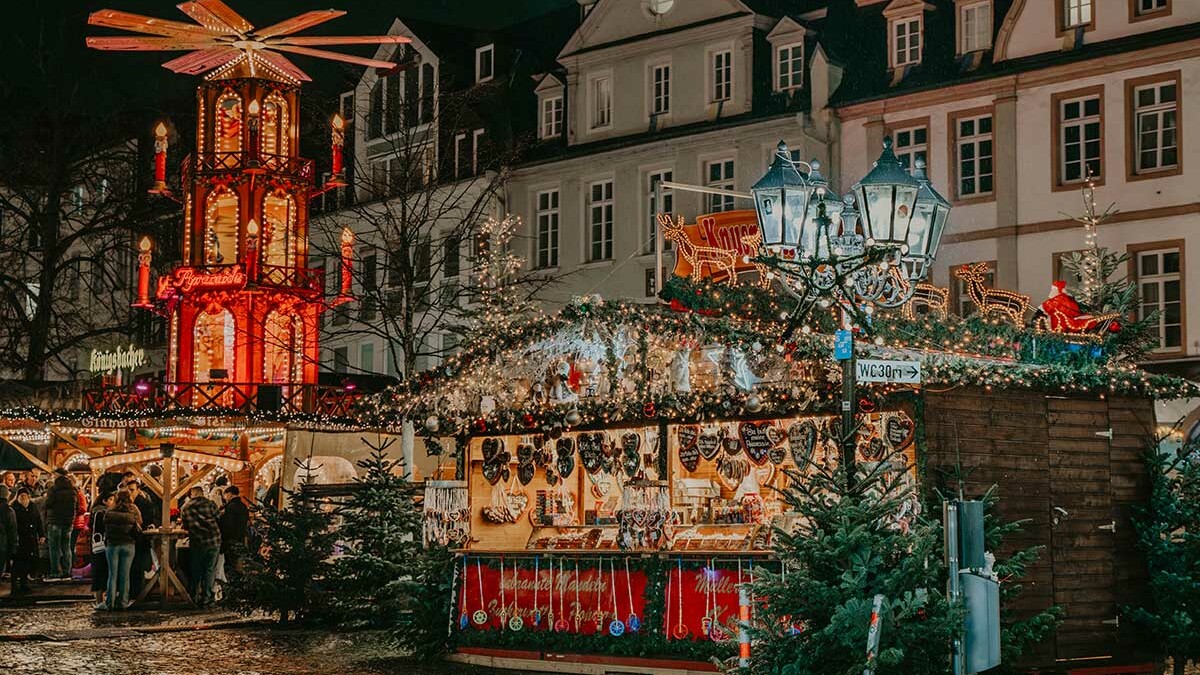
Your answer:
[88,1,405,409]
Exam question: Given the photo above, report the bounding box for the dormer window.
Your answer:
[959,1,991,53]
[476,44,494,83]
[890,17,922,68]
[776,42,804,92]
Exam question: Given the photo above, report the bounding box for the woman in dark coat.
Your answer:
[11,488,44,595]
[90,492,115,609]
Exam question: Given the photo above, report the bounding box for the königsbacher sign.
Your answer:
[90,344,147,374]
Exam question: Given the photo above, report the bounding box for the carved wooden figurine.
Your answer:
[658,214,738,286]
[954,262,1030,324]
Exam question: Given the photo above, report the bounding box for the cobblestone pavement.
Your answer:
[0,601,420,675]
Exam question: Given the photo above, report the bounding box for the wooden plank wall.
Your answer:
[923,387,1155,671]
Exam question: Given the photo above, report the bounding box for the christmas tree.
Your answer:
[223,461,338,624]
[458,213,545,340]
[1057,180,1159,358]
[750,459,962,675]
[1125,438,1200,675]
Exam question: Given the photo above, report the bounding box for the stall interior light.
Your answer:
[89,447,246,473]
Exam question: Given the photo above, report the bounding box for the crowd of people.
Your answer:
[0,467,251,610]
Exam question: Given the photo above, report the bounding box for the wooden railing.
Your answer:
[81,381,362,418]
[184,152,314,183]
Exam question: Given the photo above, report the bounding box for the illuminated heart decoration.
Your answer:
[697,432,721,461]
[787,421,818,469]
[739,422,773,466]
[885,414,916,451]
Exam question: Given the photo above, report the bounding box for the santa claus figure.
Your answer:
[1039,281,1121,334]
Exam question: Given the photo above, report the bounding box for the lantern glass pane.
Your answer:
[928,205,949,259]
[862,185,891,241]
[890,185,918,244]
[907,202,933,257]
[756,190,783,246]
[783,189,808,248]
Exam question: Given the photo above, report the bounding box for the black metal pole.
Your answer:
[841,322,856,490]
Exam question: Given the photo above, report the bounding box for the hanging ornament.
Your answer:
[424,415,440,434]
[624,557,640,632]
[642,402,656,418]
[522,413,537,429]
[617,478,671,550]
[672,558,690,640]
[422,480,469,547]
[474,418,488,433]
[730,348,760,392]
[745,394,763,413]
[473,559,488,627]
[607,559,625,636]
[565,409,582,426]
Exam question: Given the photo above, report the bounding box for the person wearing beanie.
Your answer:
[0,486,16,580]
[12,488,43,595]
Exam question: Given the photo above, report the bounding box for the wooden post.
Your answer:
[160,456,174,609]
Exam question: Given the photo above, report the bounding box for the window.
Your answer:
[1134,0,1168,16]
[420,62,435,124]
[1063,0,1093,28]
[360,343,375,374]
[541,96,563,139]
[892,124,928,171]
[588,180,614,262]
[711,50,732,102]
[333,346,349,373]
[455,133,469,179]
[368,80,384,138]
[776,43,803,91]
[651,63,671,116]
[443,333,460,356]
[1135,247,1183,351]
[647,169,674,254]
[472,129,485,174]
[644,266,667,297]
[359,254,378,321]
[892,18,921,68]
[960,2,992,53]
[705,159,736,212]
[1055,91,1102,185]
[444,236,461,279]
[591,75,612,130]
[476,44,494,83]
[952,262,995,316]
[536,189,560,269]
[953,113,993,198]
[1131,77,1179,175]
[1053,251,1086,293]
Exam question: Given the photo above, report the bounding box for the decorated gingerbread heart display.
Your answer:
[739,421,774,466]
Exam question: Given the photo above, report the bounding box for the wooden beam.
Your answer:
[49,429,105,458]
[128,465,164,499]
[0,435,51,472]
[175,465,214,499]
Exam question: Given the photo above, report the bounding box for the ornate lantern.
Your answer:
[750,141,812,249]
[903,158,951,280]
[851,137,920,251]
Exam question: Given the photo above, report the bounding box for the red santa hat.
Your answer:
[1051,280,1068,293]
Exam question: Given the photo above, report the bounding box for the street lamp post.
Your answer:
[751,139,951,487]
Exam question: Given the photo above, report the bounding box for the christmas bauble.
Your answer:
[472,610,489,626]
[565,409,582,426]
[508,615,524,631]
[608,619,626,636]
[745,394,763,413]
[424,416,440,434]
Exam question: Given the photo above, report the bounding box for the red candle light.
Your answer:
[329,112,346,187]
[151,122,168,194]
[133,236,153,308]
[245,218,259,278]
[334,226,354,306]
[245,99,263,172]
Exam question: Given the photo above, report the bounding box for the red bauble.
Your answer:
[858,397,876,413]
[643,402,656,418]
[522,413,536,429]
[917,608,927,621]
[473,418,487,433]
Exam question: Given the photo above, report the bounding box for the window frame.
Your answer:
[645,168,674,255]
[1125,70,1182,181]
[947,106,995,204]
[889,15,923,69]
[886,116,931,175]
[586,179,615,262]
[540,94,564,139]
[472,128,485,174]
[475,44,495,83]
[1129,0,1171,22]
[1056,0,1095,35]
[703,157,737,213]
[775,41,804,92]
[1129,240,1186,355]
[950,260,997,317]
[1051,84,1105,191]
[958,0,992,54]
[588,71,613,131]
[709,48,733,104]
[649,60,672,118]
[535,188,560,270]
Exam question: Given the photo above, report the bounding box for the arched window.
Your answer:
[261,92,289,158]
[203,186,239,264]
[194,309,235,382]
[215,91,243,154]
[262,191,296,268]
[263,310,303,384]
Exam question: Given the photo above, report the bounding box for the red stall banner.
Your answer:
[456,557,753,642]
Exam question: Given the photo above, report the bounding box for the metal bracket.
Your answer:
[1094,428,1114,439]
[1098,520,1116,532]
[1102,616,1120,627]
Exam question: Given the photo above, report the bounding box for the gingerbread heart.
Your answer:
[481,437,502,463]
[621,432,641,478]
[517,460,535,485]
[788,421,818,469]
[697,432,721,460]
[739,422,773,466]
[885,415,915,451]
[579,433,605,474]
[678,437,701,472]
[557,438,576,479]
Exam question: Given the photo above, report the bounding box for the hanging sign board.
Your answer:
[89,344,147,374]
[833,330,853,361]
[855,359,922,384]
[669,210,760,283]
[156,264,247,299]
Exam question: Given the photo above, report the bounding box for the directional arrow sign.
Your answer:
[856,359,922,384]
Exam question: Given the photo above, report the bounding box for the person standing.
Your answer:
[0,486,16,580]
[218,485,249,580]
[89,492,115,610]
[103,490,142,610]
[43,470,81,580]
[71,479,88,572]
[124,481,154,597]
[11,488,44,595]
[180,486,221,606]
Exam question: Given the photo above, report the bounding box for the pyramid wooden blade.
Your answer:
[89,9,223,39]
[271,44,396,70]
[254,10,346,40]
[86,36,220,51]
[176,2,242,35]
[272,35,411,47]
[195,0,253,35]
[254,51,312,82]
[162,47,241,75]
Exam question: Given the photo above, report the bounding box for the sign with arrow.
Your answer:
[856,359,921,384]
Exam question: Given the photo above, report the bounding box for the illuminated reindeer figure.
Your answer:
[658,214,738,286]
[739,230,771,288]
[901,283,950,320]
[955,262,1030,324]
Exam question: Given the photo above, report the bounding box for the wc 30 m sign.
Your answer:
[856,359,922,384]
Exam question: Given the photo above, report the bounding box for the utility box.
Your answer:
[958,500,986,570]
[962,572,1001,672]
